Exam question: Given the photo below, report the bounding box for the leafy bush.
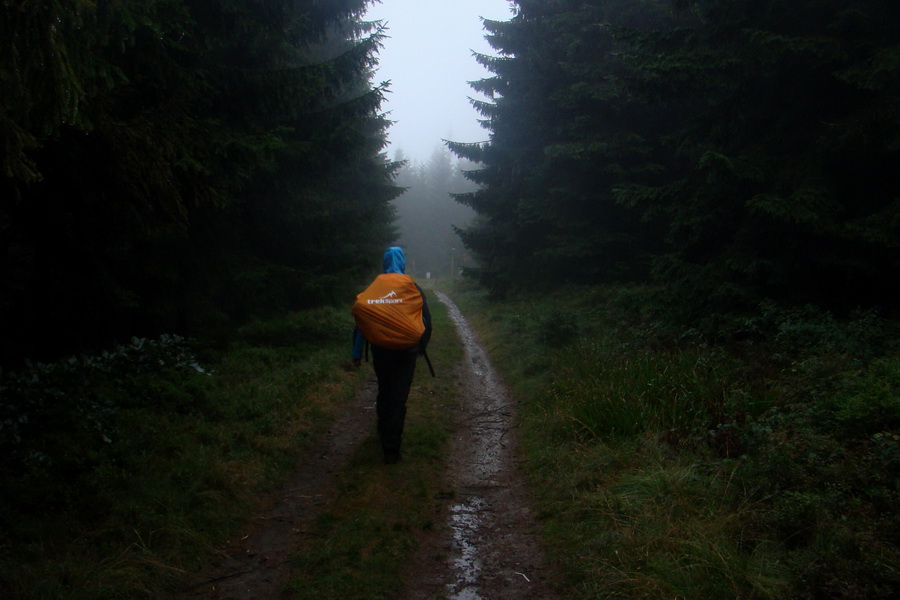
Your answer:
[0,304,362,598]
[237,306,350,348]
[816,357,900,436]
[538,309,579,348]
[747,301,894,359]
[0,335,209,464]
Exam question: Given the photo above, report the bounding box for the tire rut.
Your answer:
[400,292,558,600]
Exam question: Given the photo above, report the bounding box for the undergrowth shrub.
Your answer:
[538,309,579,348]
[0,306,360,599]
[746,301,895,359]
[237,306,349,348]
[0,335,209,473]
[816,357,900,436]
[0,336,212,548]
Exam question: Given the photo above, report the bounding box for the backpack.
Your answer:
[352,273,425,350]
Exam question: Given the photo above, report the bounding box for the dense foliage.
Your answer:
[0,307,367,598]
[0,0,400,364]
[450,0,900,325]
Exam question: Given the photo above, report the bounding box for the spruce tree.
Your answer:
[0,0,399,362]
[620,0,900,318]
[450,0,673,291]
[452,0,900,320]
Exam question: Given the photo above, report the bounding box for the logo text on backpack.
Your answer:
[368,290,403,304]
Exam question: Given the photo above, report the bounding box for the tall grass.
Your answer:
[453,282,900,599]
[555,345,737,441]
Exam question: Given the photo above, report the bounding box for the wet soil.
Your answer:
[400,292,558,600]
[178,293,558,599]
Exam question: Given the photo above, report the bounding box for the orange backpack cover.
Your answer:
[352,273,425,349]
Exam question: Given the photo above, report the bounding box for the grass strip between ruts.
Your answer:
[283,288,463,599]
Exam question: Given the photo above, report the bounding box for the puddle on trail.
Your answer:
[436,292,512,600]
[448,497,486,600]
[437,292,509,479]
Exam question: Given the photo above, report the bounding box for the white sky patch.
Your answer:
[365,0,515,162]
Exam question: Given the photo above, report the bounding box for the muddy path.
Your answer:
[400,292,558,600]
[178,293,558,599]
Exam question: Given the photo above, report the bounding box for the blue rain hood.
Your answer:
[383,247,406,274]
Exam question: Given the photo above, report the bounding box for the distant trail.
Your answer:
[400,292,559,600]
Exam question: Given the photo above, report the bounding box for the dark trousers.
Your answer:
[371,346,418,455]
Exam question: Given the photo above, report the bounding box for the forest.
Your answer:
[451,0,899,328]
[2,0,899,598]
[0,0,400,366]
[3,0,897,363]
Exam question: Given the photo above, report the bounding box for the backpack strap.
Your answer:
[422,349,436,378]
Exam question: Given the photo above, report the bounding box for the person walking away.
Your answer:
[352,247,432,464]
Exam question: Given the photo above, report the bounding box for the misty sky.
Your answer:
[365,0,515,162]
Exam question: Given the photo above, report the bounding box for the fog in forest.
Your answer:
[364,0,510,275]
[364,0,514,161]
[390,147,478,280]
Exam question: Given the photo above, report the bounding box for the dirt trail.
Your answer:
[178,293,558,599]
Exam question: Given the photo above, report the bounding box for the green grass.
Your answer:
[0,290,462,600]
[5,280,898,599]
[452,281,900,599]
[0,306,369,599]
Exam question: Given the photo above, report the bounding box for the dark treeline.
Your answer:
[450,0,900,328]
[0,0,399,365]
[391,145,477,279]
[4,0,898,362]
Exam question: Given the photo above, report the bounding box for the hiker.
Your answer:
[352,247,432,464]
